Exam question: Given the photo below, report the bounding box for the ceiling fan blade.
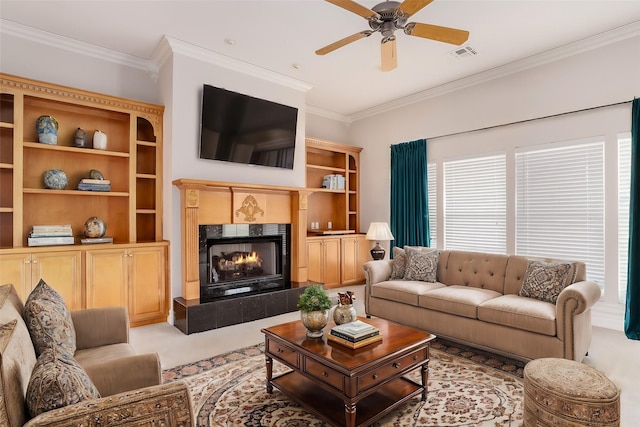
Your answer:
[396,0,434,19]
[325,0,380,19]
[381,37,397,72]
[315,30,373,55]
[404,22,469,45]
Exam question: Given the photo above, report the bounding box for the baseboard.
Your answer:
[591,301,625,331]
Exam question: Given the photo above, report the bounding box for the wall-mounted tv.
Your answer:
[199,84,298,169]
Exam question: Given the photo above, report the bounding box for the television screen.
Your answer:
[199,84,298,169]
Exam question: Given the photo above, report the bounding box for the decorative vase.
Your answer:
[93,130,107,150]
[36,115,58,145]
[300,310,329,338]
[89,169,104,180]
[74,128,87,148]
[333,304,357,325]
[43,169,68,190]
[84,217,106,238]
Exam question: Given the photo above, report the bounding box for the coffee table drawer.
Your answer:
[358,347,427,391]
[267,339,299,368]
[304,358,345,391]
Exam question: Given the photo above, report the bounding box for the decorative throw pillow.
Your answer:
[404,249,439,282]
[519,260,578,304]
[26,347,100,418]
[23,279,76,356]
[390,247,407,279]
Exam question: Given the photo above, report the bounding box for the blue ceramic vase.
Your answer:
[36,115,59,145]
[43,169,68,190]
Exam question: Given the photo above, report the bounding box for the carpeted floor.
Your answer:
[163,339,525,427]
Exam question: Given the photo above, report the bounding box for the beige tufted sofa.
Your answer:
[363,250,602,362]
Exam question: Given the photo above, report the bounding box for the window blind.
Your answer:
[515,139,605,289]
[618,133,631,303]
[444,153,506,253]
[427,162,437,247]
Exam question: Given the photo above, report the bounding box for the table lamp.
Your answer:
[365,222,395,260]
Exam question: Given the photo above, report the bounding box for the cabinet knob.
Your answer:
[413,355,418,361]
[322,371,329,377]
[372,374,378,380]
[393,362,400,369]
[276,348,284,353]
[32,259,38,264]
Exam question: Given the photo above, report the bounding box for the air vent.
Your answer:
[449,46,477,59]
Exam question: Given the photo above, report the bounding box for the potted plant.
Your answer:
[297,284,333,337]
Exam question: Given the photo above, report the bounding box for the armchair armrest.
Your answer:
[71,306,129,350]
[24,381,193,427]
[83,353,162,397]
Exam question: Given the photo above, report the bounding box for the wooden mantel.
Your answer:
[173,179,312,301]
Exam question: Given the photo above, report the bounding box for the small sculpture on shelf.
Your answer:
[84,217,106,238]
[74,127,87,148]
[93,130,107,150]
[36,115,58,145]
[77,169,110,192]
[43,169,68,190]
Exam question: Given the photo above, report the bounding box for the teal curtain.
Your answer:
[390,139,430,251]
[625,99,640,340]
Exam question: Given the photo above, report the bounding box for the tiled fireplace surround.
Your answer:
[173,179,311,334]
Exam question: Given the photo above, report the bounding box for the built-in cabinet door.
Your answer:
[85,248,128,309]
[307,240,324,285]
[128,245,167,326]
[322,238,341,288]
[0,250,82,310]
[33,251,83,311]
[340,236,368,285]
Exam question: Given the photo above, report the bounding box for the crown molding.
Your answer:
[0,19,159,79]
[305,105,351,124]
[349,21,640,122]
[157,36,313,93]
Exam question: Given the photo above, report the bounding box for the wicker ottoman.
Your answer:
[523,358,620,426]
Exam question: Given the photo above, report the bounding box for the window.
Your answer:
[516,138,605,289]
[444,153,506,253]
[619,133,631,303]
[427,162,437,247]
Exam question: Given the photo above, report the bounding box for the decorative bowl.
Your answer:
[84,217,106,238]
[43,169,68,190]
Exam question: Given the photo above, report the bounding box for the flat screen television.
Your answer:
[199,84,298,169]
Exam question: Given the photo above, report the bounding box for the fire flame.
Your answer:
[235,251,259,265]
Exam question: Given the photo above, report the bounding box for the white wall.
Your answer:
[305,113,350,143]
[348,35,640,329]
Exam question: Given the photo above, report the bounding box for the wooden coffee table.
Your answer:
[261,317,435,427]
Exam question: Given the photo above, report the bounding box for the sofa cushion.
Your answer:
[478,294,557,336]
[0,284,38,427]
[26,347,100,418]
[519,260,577,304]
[390,247,408,279]
[404,248,439,282]
[370,280,445,306]
[23,279,76,356]
[439,251,509,293]
[418,285,501,319]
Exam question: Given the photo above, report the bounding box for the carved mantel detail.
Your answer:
[235,195,264,222]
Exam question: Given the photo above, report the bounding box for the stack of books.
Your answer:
[28,225,74,246]
[328,320,382,349]
[322,174,346,190]
[77,178,111,192]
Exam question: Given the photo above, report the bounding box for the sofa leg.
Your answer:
[366,315,371,319]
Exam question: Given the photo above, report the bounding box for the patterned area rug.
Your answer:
[163,340,524,427]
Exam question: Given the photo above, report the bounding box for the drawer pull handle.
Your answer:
[277,348,284,353]
[393,363,401,369]
[413,355,418,361]
[322,372,329,377]
[372,374,378,380]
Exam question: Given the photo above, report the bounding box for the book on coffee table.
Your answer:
[327,332,383,349]
[330,320,379,342]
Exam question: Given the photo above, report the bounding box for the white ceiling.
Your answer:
[2,1,640,118]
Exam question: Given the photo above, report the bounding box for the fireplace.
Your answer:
[199,224,290,303]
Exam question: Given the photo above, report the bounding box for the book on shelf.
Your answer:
[327,333,383,349]
[331,320,379,339]
[32,225,72,232]
[77,183,111,192]
[80,237,114,244]
[79,178,111,185]
[30,225,73,237]
[28,236,75,246]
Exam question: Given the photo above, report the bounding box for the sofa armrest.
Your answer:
[556,280,601,316]
[71,306,129,350]
[83,353,162,397]
[24,381,193,427]
[556,280,601,360]
[363,260,393,285]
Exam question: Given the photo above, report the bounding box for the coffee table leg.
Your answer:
[265,355,273,394]
[344,402,356,427]
[421,362,429,401]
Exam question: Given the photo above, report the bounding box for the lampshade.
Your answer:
[365,222,394,242]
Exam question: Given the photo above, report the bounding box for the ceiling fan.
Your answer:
[316,0,470,71]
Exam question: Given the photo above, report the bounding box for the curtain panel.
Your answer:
[625,99,640,340]
[390,139,430,251]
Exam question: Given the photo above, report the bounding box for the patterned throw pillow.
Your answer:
[26,347,100,417]
[23,279,76,356]
[390,247,407,279]
[404,249,439,282]
[519,260,578,304]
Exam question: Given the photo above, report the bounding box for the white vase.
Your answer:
[93,130,107,150]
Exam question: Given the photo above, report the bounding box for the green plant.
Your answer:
[297,284,333,312]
